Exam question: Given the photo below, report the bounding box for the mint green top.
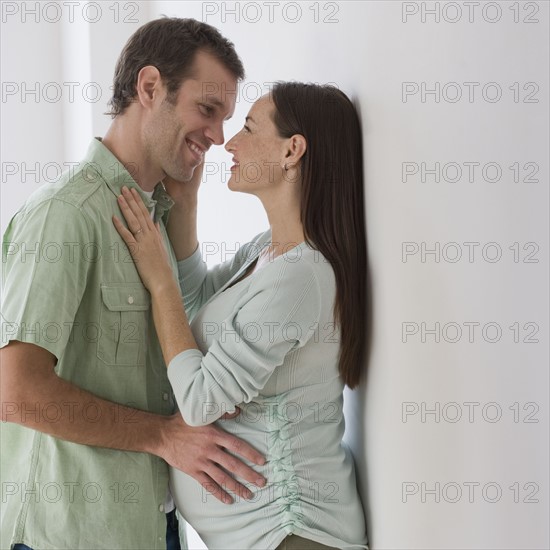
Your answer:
[1,139,178,550]
[169,232,368,549]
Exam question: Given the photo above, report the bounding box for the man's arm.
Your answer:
[0,340,265,504]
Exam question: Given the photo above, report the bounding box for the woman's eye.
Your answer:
[243,125,250,133]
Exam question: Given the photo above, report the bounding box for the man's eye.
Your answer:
[200,104,214,116]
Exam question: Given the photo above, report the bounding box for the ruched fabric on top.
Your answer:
[266,398,304,530]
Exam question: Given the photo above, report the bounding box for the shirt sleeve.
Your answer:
[168,258,322,426]
[177,231,267,320]
[1,198,92,360]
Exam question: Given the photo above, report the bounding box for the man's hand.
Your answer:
[159,413,266,504]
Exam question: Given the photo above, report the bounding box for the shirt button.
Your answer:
[162,392,169,401]
[158,504,164,513]
[127,295,134,304]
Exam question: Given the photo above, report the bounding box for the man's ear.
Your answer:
[135,65,163,110]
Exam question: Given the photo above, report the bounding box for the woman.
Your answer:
[113,82,368,550]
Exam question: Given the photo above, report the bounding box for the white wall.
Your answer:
[1,2,548,549]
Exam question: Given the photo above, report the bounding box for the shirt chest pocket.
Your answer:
[97,283,150,366]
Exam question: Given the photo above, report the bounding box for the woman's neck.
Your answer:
[260,191,305,258]
[266,217,305,258]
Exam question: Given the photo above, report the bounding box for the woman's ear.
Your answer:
[135,65,163,110]
[283,134,307,168]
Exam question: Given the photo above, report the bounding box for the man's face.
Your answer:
[144,49,238,182]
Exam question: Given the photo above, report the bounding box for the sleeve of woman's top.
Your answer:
[177,231,266,319]
[168,258,322,426]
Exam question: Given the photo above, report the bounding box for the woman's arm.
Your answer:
[113,186,267,362]
[175,234,266,320]
[164,175,199,262]
[149,275,197,367]
[113,186,200,363]
[163,170,266,316]
[112,187,319,428]
[167,260,322,426]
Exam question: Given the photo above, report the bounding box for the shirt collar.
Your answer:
[83,138,174,222]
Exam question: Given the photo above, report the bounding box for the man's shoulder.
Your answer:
[21,162,107,215]
[4,163,111,242]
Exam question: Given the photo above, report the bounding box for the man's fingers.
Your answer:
[212,448,266,488]
[216,430,267,470]
[165,416,266,503]
[197,473,233,504]
[206,463,254,501]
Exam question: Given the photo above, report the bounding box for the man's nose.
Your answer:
[205,121,225,146]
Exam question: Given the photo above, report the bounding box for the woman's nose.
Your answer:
[225,135,237,152]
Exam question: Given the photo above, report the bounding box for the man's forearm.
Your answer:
[2,366,165,456]
[1,341,266,502]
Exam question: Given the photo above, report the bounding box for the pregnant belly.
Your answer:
[169,416,302,549]
[170,462,297,549]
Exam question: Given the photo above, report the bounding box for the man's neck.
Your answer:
[102,117,162,192]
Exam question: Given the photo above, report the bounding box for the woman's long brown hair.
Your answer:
[271,82,367,389]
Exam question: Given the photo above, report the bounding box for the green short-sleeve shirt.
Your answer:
[1,138,178,550]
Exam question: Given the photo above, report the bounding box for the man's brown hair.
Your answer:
[107,17,244,117]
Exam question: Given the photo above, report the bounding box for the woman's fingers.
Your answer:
[112,215,135,245]
[116,194,142,234]
[130,187,155,228]
[120,186,150,231]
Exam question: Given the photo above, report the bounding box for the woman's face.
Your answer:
[225,94,287,195]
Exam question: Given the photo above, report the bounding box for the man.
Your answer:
[1,17,264,550]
